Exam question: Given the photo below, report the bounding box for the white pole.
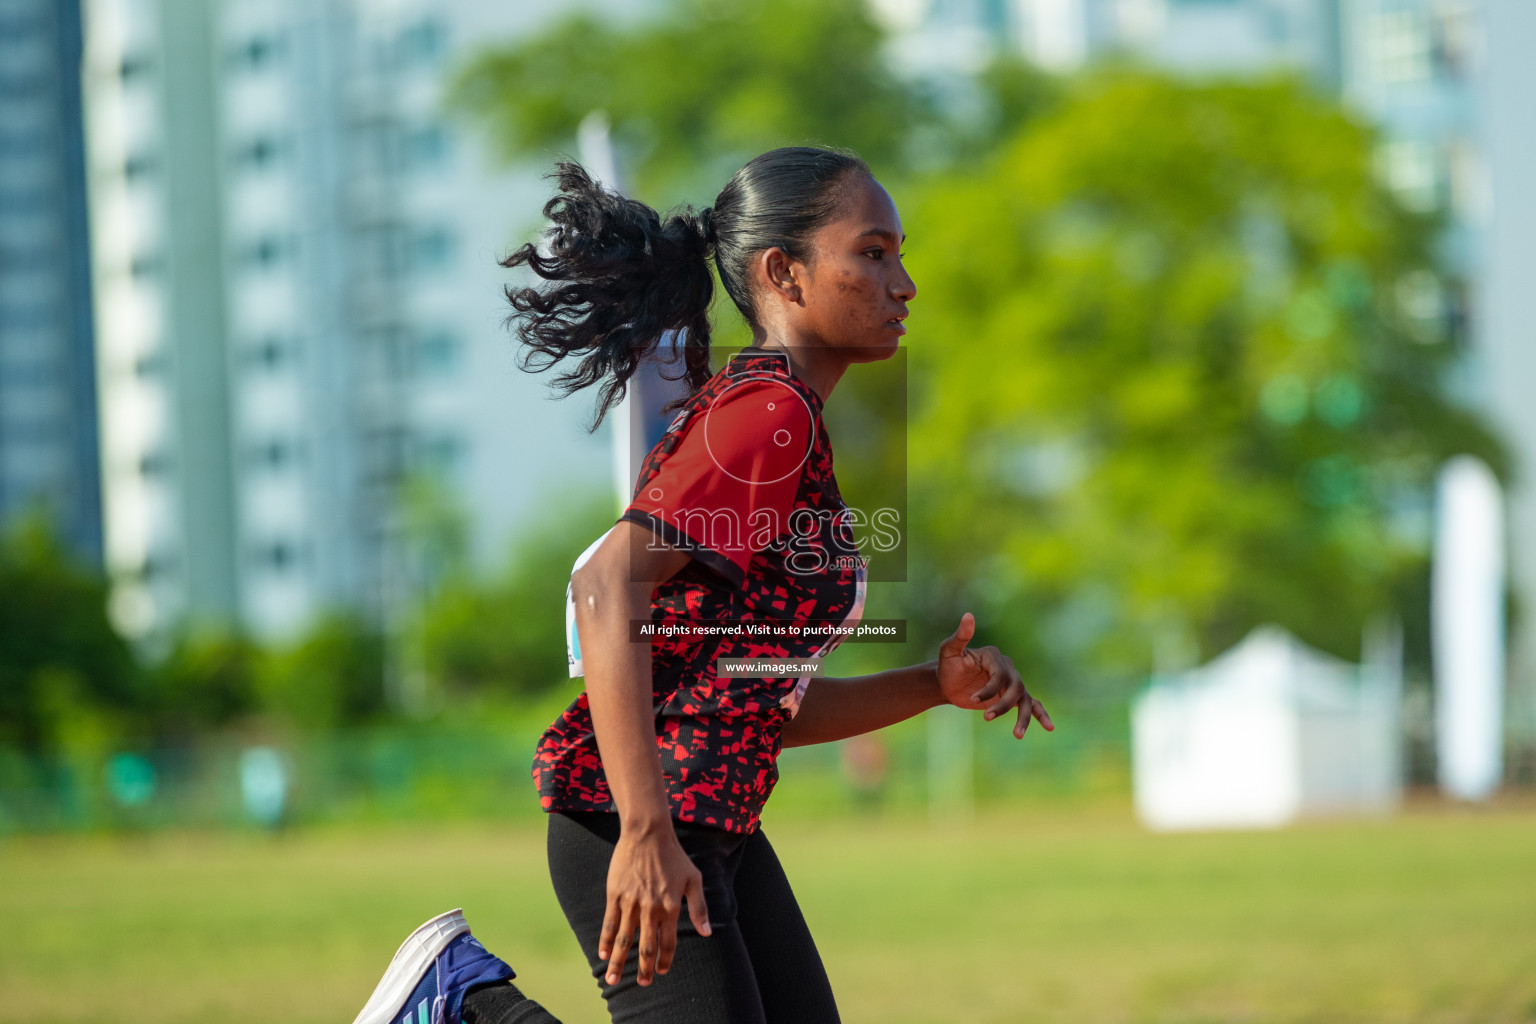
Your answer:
[1432,455,1506,800]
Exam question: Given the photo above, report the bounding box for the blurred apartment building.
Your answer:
[885,0,1536,715]
[0,0,103,564]
[81,0,612,643]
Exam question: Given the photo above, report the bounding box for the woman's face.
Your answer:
[793,174,916,361]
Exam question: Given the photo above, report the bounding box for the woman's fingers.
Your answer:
[1032,697,1055,731]
[598,895,620,961]
[604,873,710,987]
[984,675,1025,720]
[655,894,680,976]
[1015,696,1054,738]
[605,902,636,986]
[636,904,663,986]
[684,868,712,937]
[968,649,1008,704]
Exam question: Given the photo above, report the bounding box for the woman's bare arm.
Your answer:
[780,661,945,747]
[571,520,689,835]
[570,520,710,988]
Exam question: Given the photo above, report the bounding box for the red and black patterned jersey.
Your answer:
[533,347,868,834]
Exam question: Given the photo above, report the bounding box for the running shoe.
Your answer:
[351,908,516,1024]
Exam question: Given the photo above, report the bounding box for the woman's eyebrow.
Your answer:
[858,228,906,244]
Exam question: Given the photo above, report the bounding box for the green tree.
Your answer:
[448,0,922,206]
[0,516,140,751]
[257,613,387,729]
[901,70,1502,681]
[146,629,262,735]
[413,493,616,699]
[449,0,1063,207]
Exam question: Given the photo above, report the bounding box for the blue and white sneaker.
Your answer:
[352,908,516,1024]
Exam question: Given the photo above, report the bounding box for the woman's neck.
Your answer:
[746,329,846,405]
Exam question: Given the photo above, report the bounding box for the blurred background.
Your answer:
[2,0,1535,1021]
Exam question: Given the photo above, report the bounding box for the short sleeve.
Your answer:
[620,376,817,586]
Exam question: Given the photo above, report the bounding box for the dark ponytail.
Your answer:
[503,147,870,430]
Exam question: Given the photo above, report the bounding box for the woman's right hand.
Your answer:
[598,820,712,987]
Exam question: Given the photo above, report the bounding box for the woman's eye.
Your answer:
[864,248,883,260]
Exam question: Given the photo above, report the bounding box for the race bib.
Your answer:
[566,527,614,677]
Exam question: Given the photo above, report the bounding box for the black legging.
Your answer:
[463,810,841,1024]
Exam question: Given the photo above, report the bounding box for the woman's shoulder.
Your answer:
[681,350,821,440]
[673,375,817,482]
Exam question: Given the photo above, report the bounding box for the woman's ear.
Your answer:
[757,247,803,306]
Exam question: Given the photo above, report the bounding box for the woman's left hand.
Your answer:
[935,611,1054,739]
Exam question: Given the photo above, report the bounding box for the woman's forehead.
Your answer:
[827,176,903,238]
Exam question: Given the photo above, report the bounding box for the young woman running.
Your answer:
[351,146,1053,1024]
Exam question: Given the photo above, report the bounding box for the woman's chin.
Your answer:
[849,333,903,362]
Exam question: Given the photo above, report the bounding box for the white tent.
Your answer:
[1131,626,1401,831]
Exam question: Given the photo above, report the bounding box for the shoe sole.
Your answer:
[351,908,470,1024]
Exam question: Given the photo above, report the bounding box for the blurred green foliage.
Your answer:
[409,491,616,700]
[0,515,139,752]
[148,630,262,733]
[901,72,1502,679]
[450,0,1062,207]
[256,614,388,730]
[449,0,913,204]
[0,487,608,762]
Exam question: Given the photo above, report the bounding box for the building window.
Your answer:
[2,129,49,158]
[138,451,169,478]
[411,330,459,376]
[1376,139,1441,212]
[229,34,286,70]
[232,135,285,170]
[416,432,464,475]
[253,540,302,571]
[404,124,449,170]
[249,438,304,470]
[1432,1,1478,79]
[1369,9,1431,85]
[409,228,454,273]
[119,54,154,83]
[364,426,409,479]
[355,225,408,279]
[0,304,53,330]
[244,336,298,370]
[124,153,157,182]
[238,235,292,269]
[133,352,167,378]
[1,72,44,100]
[138,551,175,582]
[398,19,446,67]
[129,252,163,279]
[355,121,396,176]
[0,187,49,215]
[1,244,50,273]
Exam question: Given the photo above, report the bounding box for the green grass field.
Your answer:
[3,800,1534,1024]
